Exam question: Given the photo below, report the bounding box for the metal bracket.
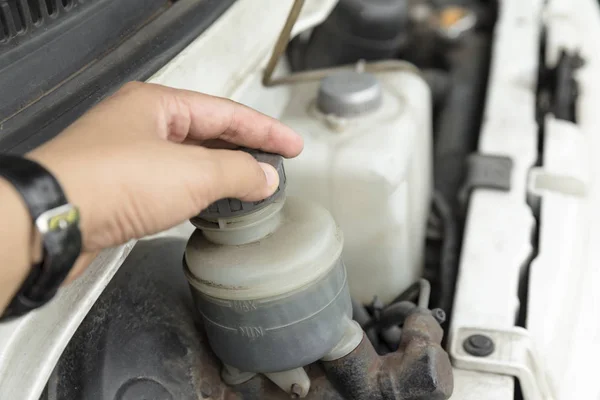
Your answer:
[458,153,513,209]
[262,0,419,87]
[450,327,555,400]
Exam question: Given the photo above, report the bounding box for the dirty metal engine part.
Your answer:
[46,236,454,400]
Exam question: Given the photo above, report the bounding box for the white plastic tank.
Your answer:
[281,68,432,304]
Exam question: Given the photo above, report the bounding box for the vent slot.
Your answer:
[0,0,84,43]
[0,7,8,41]
[0,3,15,38]
[9,1,25,32]
[0,0,36,39]
[44,0,56,16]
[27,0,42,24]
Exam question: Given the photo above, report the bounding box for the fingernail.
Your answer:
[259,162,279,190]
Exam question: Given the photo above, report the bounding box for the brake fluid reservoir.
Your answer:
[282,69,432,304]
[184,152,360,395]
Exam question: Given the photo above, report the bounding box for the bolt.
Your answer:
[431,308,446,324]
[463,334,495,357]
[291,383,303,398]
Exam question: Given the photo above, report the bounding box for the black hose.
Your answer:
[377,301,417,330]
[389,279,431,308]
[434,33,490,209]
[433,191,459,314]
[422,69,451,106]
[363,301,417,331]
[381,325,402,351]
[351,298,371,326]
[352,280,434,353]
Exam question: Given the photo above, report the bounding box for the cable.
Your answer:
[371,301,417,330]
[262,0,305,86]
[352,278,438,354]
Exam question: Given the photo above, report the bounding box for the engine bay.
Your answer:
[46,1,493,398]
[1,0,597,399]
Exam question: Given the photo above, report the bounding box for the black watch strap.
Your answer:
[0,155,82,321]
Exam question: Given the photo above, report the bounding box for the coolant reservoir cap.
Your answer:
[196,149,286,221]
[317,70,383,117]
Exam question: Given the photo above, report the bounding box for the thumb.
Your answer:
[198,147,280,205]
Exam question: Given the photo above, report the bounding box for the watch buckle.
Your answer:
[35,204,80,234]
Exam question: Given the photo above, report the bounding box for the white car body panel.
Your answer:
[452,0,600,399]
[528,0,600,398]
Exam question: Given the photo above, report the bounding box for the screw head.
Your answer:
[463,334,495,357]
[431,308,447,324]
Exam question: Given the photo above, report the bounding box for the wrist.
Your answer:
[0,153,83,319]
[0,178,42,312]
[26,149,90,250]
[25,149,99,280]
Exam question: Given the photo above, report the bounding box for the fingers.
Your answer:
[116,82,304,158]
[186,94,303,158]
[195,147,281,205]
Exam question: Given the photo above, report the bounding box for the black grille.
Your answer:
[0,0,82,43]
[0,0,237,153]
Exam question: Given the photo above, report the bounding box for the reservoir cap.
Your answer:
[196,149,286,220]
[317,70,383,117]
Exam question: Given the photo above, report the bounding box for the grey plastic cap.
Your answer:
[197,149,286,220]
[317,71,383,117]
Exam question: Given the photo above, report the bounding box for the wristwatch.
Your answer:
[0,155,82,321]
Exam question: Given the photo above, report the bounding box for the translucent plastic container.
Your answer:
[184,197,353,373]
[184,153,364,396]
[281,69,432,304]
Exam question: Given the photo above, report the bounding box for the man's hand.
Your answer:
[26,82,303,273]
[0,82,302,311]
